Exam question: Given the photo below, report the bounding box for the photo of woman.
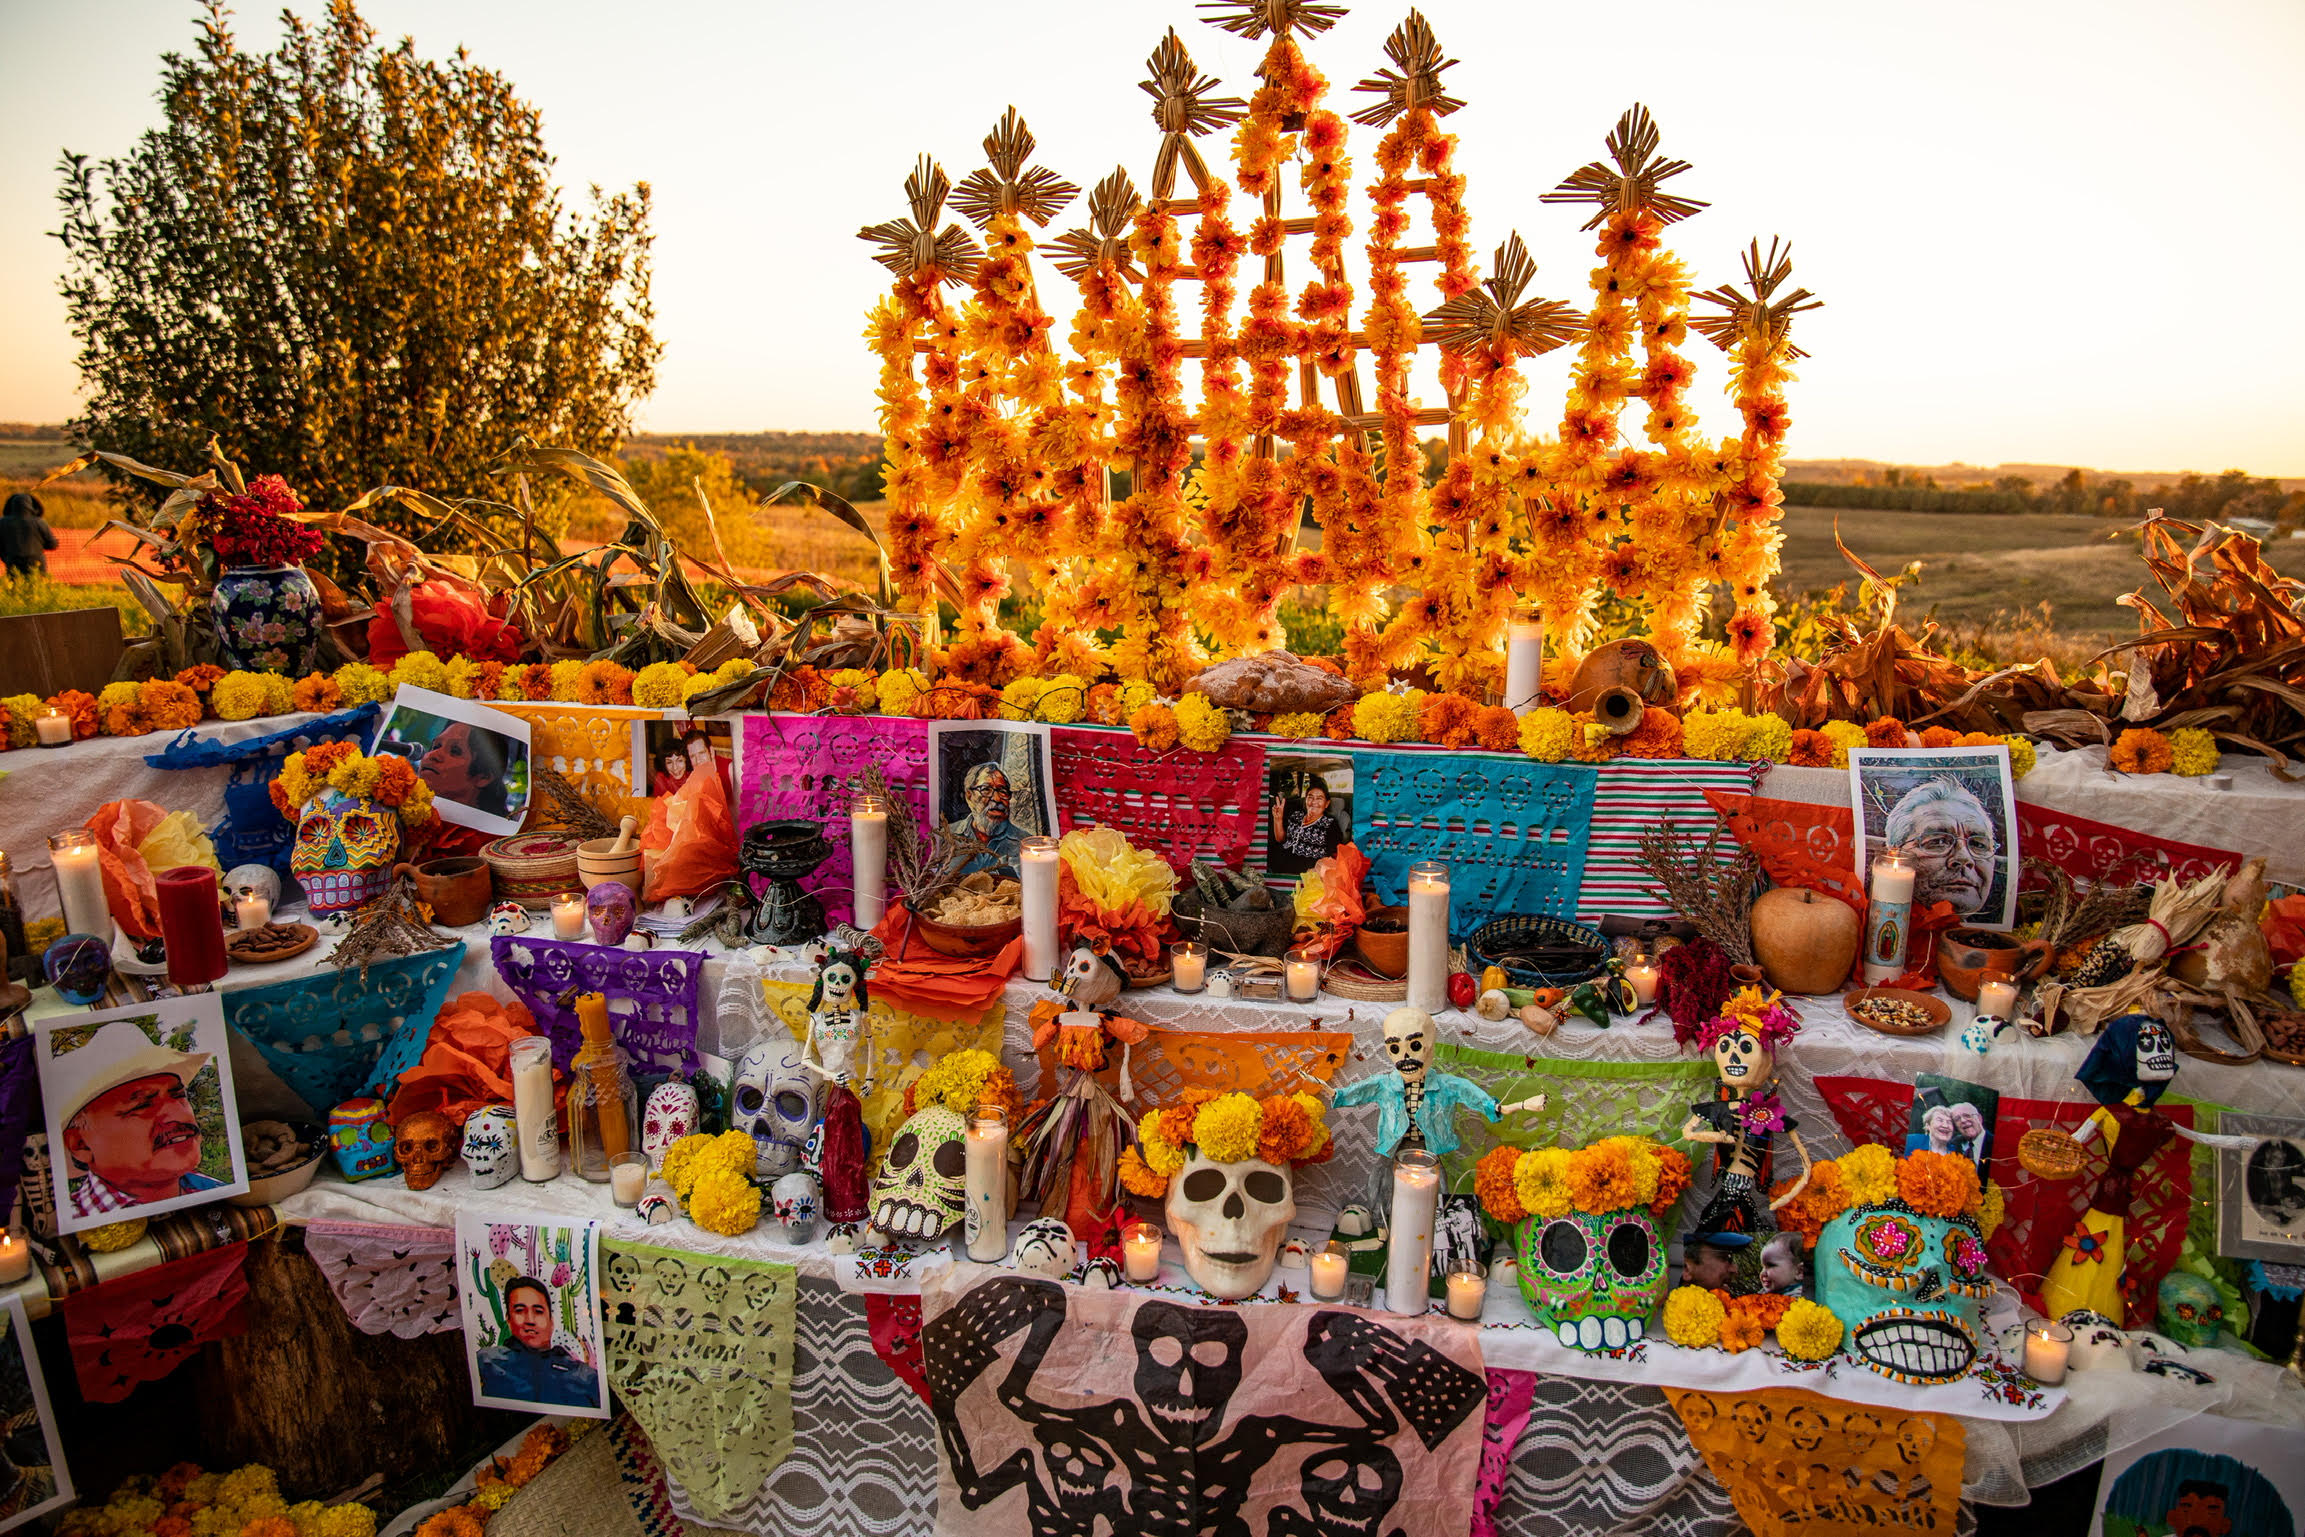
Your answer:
[372,686,533,836]
[1264,754,1353,881]
[419,720,510,818]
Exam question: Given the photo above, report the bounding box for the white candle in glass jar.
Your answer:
[1308,1244,1349,1301]
[1446,1268,1487,1321]
[47,830,113,948]
[1624,959,1660,1006]
[2021,1319,2071,1384]
[1407,860,1450,1013]
[1976,977,2019,1021]
[1503,607,1544,715]
[850,794,888,930]
[1171,941,1207,993]
[510,1035,560,1181]
[1385,1149,1441,1314]
[1020,836,1060,982]
[551,891,586,941]
[965,1107,1011,1261]
[34,710,70,747]
[1284,948,1320,1003]
[0,1229,28,1284]
[1862,848,1917,984]
[235,893,272,931]
[1122,1221,1163,1282]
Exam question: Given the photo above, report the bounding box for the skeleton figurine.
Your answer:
[1331,1007,1547,1160]
[392,1111,459,1191]
[1680,992,1812,1237]
[803,939,879,1090]
[1017,940,1152,1242]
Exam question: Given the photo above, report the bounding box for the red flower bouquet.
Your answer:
[208,475,324,567]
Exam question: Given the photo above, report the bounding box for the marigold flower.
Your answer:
[1512,1147,1575,1219]
[1662,1285,1726,1348]
[1620,705,1684,759]
[211,671,271,722]
[140,679,204,731]
[1837,1144,1899,1207]
[687,1165,762,1235]
[1352,691,1419,744]
[1175,692,1232,752]
[413,1509,484,1537]
[1650,1145,1692,1215]
[1864,716,1910,748]
[1718,1307,1767,1353]
[1895,1149,1979,1218]
[389,650,448,695]
[176,664,226,696]
[1475,1144,1528,1223]
[576,660,635,706]
[1118,1145,1170,1198]
[1517,707,1574,762]
[1190,1092,1263,1164]
[2002,735,2037,778]
[2109,726,2172,774]
[333,663,393,706]
[49,688,99,740]
[1774,1298,1844,1361]
[1788,728,1833,767]
[1129,702,1179,751]
[631,661,691,709]
[2168,728,2217,777]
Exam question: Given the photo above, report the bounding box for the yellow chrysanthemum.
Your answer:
[1175,692,1232,753]
[389,651,448,694]
[219,1467,280,1506]
[548,659,586,700]
[1775,1298,1845,1361]
[1135,1110,1188,1178]
[912,1049,999,1116]
[1679,708,1747,763]
[998,676,1046,721]
[1662,1285,1727,1348]
[210,671,272,722]
[286,1501,328,1537]
[1512,1147,1575,1219]
[679,670,724,707]
[262,672,297,716]
[1353,691,1419,744]
[1517,707,1574,762]
[332,663,393,705]
[1190,1092,1264,1164]
[631,661,692,709]
[1837,1144,1900,1207]
[2168,727,2217,778]
[687,1166,762,1235]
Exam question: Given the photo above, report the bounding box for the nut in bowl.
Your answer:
[1842,986,1952,1037]
[910,872,1023,957]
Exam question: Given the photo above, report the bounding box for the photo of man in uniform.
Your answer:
[475,1277,600,1409]
[51,1022,226,1221]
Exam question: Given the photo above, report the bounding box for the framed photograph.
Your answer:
[1903,1072,1998,1185]
[2093,1414,2302,1537]
[37,994,248,1235]
[372,685,534,837]
[0,1294,72,1534]
[1847,745,2020,930]
[2215,1113,2305,1263]
[926,720,1057,882]
[640,716,734,801]
[1263,750,1353,884]
[455,1212,608,1417]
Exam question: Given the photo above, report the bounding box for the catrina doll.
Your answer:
[1679,988,1812,1236]
[805,933,882,1228]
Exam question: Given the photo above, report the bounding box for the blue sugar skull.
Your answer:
[327,1096,399,1181]
[43,933,112,1006]
[1817,1201,1992,1384]
[1514,1206,1671,1352]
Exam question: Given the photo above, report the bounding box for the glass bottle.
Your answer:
[0,851,26,983]
[564,991,639,1182]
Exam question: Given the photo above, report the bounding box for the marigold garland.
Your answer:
[1126,1091,1331,1198]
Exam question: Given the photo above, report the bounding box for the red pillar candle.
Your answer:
[155,866,228,989]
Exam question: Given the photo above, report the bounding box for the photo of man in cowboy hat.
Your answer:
[38,1005,245,1230]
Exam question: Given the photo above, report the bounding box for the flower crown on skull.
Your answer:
[1768,1142,2006,1249]
[269,741,438,827]
[1474,1136,1693,1225]
[1692,986,1801,1055]
[1119,1089,1334,1198]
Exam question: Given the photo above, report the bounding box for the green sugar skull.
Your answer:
[1515,1207,1671,1351]
[1817,1202,1992,1384]
[2156,1271,2225,1348]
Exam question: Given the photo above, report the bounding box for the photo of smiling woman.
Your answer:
[36,996,248,1234]
[372,686,533,836]
[1847,745,2021,930]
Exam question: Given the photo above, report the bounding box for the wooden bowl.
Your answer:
[1842,986,1952,1037]
[1354,906,1410,979]
[907,904,1022,959]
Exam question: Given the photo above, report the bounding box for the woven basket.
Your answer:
[1320,959,1409,1003]
[1465,914,1609,989]
[482,831,581,908]
[1173,890,1296,958]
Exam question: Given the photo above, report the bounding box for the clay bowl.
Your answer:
[1842,986,1952,1037]
[396,855,494,927]
[1354,905,1410,979]
[907,903,1022,959]
[1935,927,2053,1002]
[576,838,644,892]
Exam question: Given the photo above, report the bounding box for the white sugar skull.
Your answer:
[1011,1216,1076,1280]
[461,1105,518,1190]
[771,1171,821,1244]
[487,902,530,938]
[2059,1309,2133,1372]
[1079,1255,1121,1290]
[869,1104,967,1241]
[1381,1007,1433,1084]
[642,1082,700,1166]
[637,1177,679,1225]
[732,1035,819,1180]
[1164,1147,1295,1300]
[225,863,281,910]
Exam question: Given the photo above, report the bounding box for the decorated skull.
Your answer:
[1380,1007,1433,1083]
[223,863,281,911]
[1163,1147,1295,1300]
[586,880,638,946]
[293,787,402,916]
[637,1177,680,1225]
[1513,1207,1669,1351]
[2157,1272,2225,1348]
[732,1035,819,1180]
[1818,1204,1993,1384]
[326,1097,398,1181]
[487,901,531,938]
[392,1110,458,1190]
[1010,1216,1076,1280]
[2058,1309,2133,1371]
[869,1104,967,1241]
[461,1105,519,1190]
[642,1082,701,1167]
[771,1171,822,1244]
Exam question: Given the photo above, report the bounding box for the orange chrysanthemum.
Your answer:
[1130,703,1180,752]
[2110,727,2173,775]
[414,1511,485,1537]
[292,673,343,713]
[1895,1149,1979,1218]
[1256,1095,1317,1164]
[576,660,635,706]
[373,754,419,807]
[1475,1144,1528,1224]
[1864,716,1909,748]
[1788,728,1833,767]
[1473,705,1521,753]
[1620,705,1685,759]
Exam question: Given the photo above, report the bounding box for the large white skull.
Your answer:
[733,1036,820,1180]
[772,1171,822,1244]
[1381,1007,1433,1083]
[1164,1148,1295,1299]
[1010,1216,1076,1279]
[869,1104,968,1241]
[461,1105,518,1190]
[224,863,281,908]
[642,1082,700,1165]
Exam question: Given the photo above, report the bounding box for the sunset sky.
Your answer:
[2,0,2299,475]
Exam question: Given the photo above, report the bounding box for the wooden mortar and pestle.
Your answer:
[577,816,643,892]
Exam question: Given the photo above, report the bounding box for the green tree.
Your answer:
[55,0,659,578]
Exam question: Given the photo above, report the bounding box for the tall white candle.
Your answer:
[1406,860,1450,1013]
[850,794,889,930]
[48,830,112,948]
[1020,835,1060,981]
[510,1034,560,1182]
[965,1106,1011,1261]
[1386,1150,1441,1314]
[551,891,586,942]
[1503,606,1544,715]
[235,893,272,931]
[1976,977,2020,1021]
[1862,849,1917,985]
[1122,1221,1163,1282]
[34,710,71,747]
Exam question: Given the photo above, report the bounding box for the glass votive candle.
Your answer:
[1122,1221,1163,1282]
[1308,1240,1350,1302]
[2021,1318,2072,1384]
[609,1151,650,1208]
[1171,941,1208,994]
[551,891,587,941]
[1446,1264,1488,1321]
[1284,947,1321,1003]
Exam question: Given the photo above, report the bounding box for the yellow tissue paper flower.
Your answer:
[1775,1298,1845,1360]
[1058,826,1178,917]
[1662,1285,1726,1348]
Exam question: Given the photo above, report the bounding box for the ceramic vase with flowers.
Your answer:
[204,475,326,674]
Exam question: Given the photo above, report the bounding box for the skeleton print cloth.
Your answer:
[922,1265,1488,1537]
[304,1221,460,1337]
